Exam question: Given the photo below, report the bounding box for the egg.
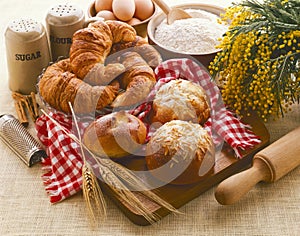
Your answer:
[96,10,117,21]
[134,0,154,21]
[127,17,141,26]
[95,0,113,12]
[112,0,135,21]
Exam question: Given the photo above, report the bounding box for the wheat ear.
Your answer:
[82,163,107,224]
[68,103,107,225]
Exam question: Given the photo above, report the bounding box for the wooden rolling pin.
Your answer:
[215,126,300,205]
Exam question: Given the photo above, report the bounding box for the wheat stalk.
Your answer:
[99,158,181,216]
[68,103,107,225]
[97,163,161,224]
[41,108,181,224]
[93,157,182,224]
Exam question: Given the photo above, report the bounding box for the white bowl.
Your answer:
[147,3,226,68]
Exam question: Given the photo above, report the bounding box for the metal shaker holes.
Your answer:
[10,19,38,33]
[51,4,79,17]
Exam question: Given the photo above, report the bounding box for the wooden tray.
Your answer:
[99,111,270,225]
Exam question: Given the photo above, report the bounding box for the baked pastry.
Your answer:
[83,62,125,86]
[109,36,148,55]
[70,20,136,80]
[83,111,147,158]
[39,58,119,114]
[145,120,215,185]
[39,20,161,114]
[152,79,210,125]
[109,36,162,68]
[111,51,156,107]
[39,20,135,114]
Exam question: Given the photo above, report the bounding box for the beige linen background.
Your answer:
[0,0,299,235]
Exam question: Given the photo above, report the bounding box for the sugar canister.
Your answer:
[5,18,51,95]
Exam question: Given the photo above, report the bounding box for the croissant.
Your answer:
[70,20,136,80]
[106,20,137,43]
[109,36,147,55]
[134,44,163,68]
[111,51,156,107]
[109,36,162,68]
[39,20,162,114]
[83,62,125,86]
[39,59,119,114]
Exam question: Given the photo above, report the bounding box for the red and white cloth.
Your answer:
[36,58,261,203]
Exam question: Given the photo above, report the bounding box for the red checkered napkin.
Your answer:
[36,58,261,203]
[132,58,261,156]
[36,112,90,203]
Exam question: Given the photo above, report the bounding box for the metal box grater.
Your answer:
[0,114,47,167]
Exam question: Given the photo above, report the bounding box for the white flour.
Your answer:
[154,9,228,54]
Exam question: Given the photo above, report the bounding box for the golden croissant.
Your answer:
[39,20,162,114]
[111,51,157,107]
[70,20,136,80]
[39,58,119,114]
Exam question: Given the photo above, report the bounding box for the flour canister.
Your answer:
[5,18,51,95]
[45,3,86,61]
[45,3,103,62]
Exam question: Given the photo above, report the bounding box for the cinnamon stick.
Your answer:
[30,92,39,119]
[24,96,37,122]
[14,100,29,127]
[11,91,25,102]
[23,97,34,122]
[12,91,39,122]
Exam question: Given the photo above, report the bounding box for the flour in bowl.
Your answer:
[154,9,228,54]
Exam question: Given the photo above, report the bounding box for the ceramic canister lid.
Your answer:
[46,3,84,26]
[5,18,45,42]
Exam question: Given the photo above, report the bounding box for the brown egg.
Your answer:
[127,17,141,26]
[95,0,113,12]
[96,10,117,21]
[134,0,154,21]
[112,0,135,21]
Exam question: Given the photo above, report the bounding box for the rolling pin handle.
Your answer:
[215,158,272,205]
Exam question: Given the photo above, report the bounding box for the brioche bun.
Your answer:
[152,79,210,125]
[146,120,215,185]
[83,111,147,158]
